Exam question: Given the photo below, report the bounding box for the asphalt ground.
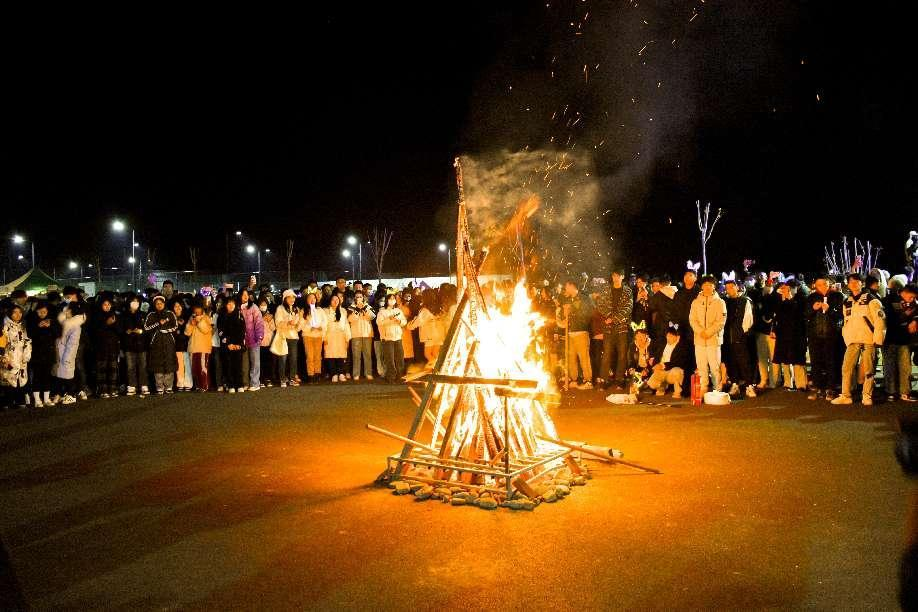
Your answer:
[0,382,913,610]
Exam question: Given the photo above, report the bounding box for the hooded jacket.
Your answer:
[240,302,265,347]
[54,313,85,379]
[347,303,376,339]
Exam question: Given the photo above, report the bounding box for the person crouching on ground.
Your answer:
[377,293,407,383]
[689,275,727,394]
[627,328,653,393]
[647,325,692,398]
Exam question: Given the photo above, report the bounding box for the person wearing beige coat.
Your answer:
[301,292,327,382]
[324,295,351,382]
[185,304,213,391]
[689,276,727,392]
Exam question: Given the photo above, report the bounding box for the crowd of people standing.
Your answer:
[0,276,457,409]
[545,266,917,405]
[1,263,916,410]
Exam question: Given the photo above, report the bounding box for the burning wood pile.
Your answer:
[367,159,657,510]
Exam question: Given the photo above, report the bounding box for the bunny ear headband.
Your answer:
[630,320,647,332]
[721,271,736,282]
[686,260,701,273]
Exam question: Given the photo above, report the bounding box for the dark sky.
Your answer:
[4,2,916,281]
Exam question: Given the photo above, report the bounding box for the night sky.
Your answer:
[4,2,916,281]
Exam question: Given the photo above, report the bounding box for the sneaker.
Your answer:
[111,391,119,398]
[745,386,757,399]
[237,387,245,393]
[61,394,77,405]
[902,394,917,402]
[345,373,352,380]
[265,381,273,387]
[888,393,898,402]
[158,390,166,396]
[50,394,61,405]
[248,386,260,392]
[166,388,174,394]
[366,375,374,381]
[672,384,682,398]
[280,381,288,388]
[229,388,236,394]
[831,395,853,405]
[729,383,740,397]
[141,387,150,396]
[595,378,606,387]
[807,391,819,401]
[78,391,88,400]
[655,389,665,397]
[100,393,111,399]
[353,376,361,382]
[332,375,339,383]
[862,397,873,406]
[33,398,44,408]
[580,382,594,390]
[825,391,838,400]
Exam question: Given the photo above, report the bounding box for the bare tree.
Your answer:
[189,247,199,285]
[369,227,394,282]
[696,200,724,275]
[286,239,295,288]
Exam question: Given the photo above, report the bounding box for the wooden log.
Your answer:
[402,474,506,497]
[366,424,437,454]
[422,374,539,388]
[538,435,661,474]
[492,387,561,405]
[512,477,539,499]
[564,455,583,476]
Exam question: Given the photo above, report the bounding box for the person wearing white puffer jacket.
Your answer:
[689,275,727,395]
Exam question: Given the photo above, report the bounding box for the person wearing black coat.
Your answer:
[647,325,692,397]
[121,296,148,396]
[25,301,60,406]
[804,276,844,399]
[144,295,178,394]
[772,282,808,391]
[92,297,122,397]
[217,297,246,393]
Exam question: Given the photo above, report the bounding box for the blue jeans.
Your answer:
[248,347,261,388]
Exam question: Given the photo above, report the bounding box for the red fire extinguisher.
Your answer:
[691,370,702,406]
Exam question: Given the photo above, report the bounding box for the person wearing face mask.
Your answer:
[92,298,122,398]
[377,293,407,383]
[258,299,277,387]
[347,292,375,381]
[52,301,86,406]
[238,289,265,391]
[121,295,149,396]
[301,290,327,383]
[144,295,179,395]
[26,302,59,407]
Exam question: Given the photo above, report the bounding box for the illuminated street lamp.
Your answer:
[346,235,363,279]
[11,234,35,268]
[112,219,136,289]
[438,243,451,282]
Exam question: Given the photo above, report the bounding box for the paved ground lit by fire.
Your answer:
[0,384,910,609]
